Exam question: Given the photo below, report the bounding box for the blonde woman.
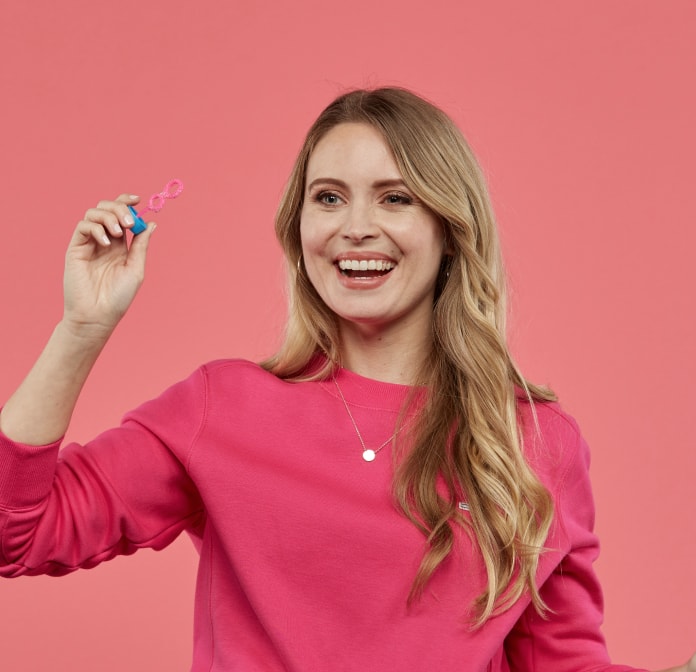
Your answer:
[0,88,692,671]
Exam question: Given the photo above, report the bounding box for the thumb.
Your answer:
[127,222,156,271]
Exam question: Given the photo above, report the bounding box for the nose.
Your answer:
[341,201,379,242]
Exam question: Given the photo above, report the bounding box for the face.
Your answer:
[300,122,446,338]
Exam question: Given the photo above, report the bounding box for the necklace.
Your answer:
[333,378,406,462]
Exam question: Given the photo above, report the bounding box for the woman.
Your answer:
[0,88,692,671]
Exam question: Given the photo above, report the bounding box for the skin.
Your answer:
[300,122,447,385]
[0,194,155,445]
[666,659,696,672]
[0,156,692,672]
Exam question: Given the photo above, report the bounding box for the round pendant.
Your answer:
[362,449,376,462]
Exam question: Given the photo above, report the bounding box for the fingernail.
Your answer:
[102,235,111,245]
[129,194,139,200]
[124,213,134,226]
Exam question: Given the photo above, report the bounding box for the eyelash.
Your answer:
[315,191,342,205]
[383,192,412,205]
[313,191,413,206]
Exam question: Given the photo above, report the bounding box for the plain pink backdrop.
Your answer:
[1,1,694,670]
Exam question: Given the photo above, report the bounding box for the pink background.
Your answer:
[1,1,694,669]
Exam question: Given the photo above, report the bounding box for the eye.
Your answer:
[384,192,412,205]
[315,191,344,206]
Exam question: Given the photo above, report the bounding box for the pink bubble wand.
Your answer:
[128,179,184,234]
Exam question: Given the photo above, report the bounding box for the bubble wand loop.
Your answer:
[128,179,184,234]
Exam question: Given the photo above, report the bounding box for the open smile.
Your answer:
[336,258,396,279]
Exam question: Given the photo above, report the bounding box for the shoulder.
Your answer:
[516,398,590,495]
[200,358,273,379]
[198,358,291,393]
[126,359,282,423]
[518,398,583,447]
[195,359,323,415]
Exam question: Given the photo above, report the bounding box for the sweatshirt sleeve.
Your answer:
[0,367,207,578]
[504,413,648,672]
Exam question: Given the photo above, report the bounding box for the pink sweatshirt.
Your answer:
[0,359,646,671]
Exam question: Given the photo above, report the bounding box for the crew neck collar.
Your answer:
[325,366,420,412]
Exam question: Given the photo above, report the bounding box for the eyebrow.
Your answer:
[306,177,409,192]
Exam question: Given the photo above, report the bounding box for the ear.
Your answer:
[442,233,455,257]
[441,220,455,256]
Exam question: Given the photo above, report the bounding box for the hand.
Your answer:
[0,194,156,444]
[63,193,156,338]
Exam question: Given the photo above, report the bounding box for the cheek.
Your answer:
[299,218,327,289]
[299,213,319,257]
[421,222,447,266]
[299,213,334,269]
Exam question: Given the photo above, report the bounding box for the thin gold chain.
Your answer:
[333,378,407,461]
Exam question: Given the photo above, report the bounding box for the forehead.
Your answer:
[306,123,402,183]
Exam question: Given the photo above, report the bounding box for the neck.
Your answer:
[338,318,432,385]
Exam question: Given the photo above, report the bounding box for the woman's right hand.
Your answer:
[0,193,157,444]
[63,194,156,339]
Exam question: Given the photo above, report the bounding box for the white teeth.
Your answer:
[338,259,394,271]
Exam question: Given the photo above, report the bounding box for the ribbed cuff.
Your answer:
[0,431,61,509]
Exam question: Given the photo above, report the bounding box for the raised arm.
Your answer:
[0,194,155,445]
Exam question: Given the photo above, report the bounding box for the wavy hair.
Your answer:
[262,87,556,625]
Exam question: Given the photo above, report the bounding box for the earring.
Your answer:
[441,255,453,280]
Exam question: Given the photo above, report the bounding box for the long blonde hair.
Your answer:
[262,87,556,625]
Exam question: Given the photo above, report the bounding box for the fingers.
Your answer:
[115,193,140,205]
[74,194,143,248]
[72,219,117,248]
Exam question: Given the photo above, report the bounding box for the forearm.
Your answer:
[0,320,112,445]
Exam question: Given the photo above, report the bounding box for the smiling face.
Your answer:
[300,122,446,342]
